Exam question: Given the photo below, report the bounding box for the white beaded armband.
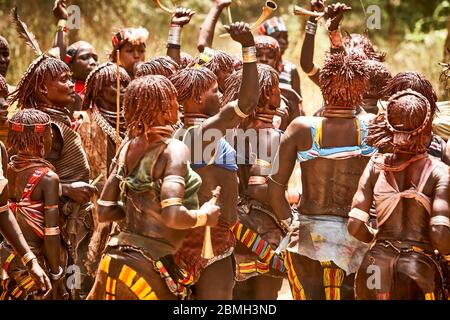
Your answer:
[348,207,370,223]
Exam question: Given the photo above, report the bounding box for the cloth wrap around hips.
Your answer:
[232,197,287,281]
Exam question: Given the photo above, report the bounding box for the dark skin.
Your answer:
[181,22,259,300]
[53,0,68,64]
[0,44,9,77]
[268,108,373,299]
[0,92,8,125]
[0,142,52,297]
[348,152,450,299]
[268,114,372,221]
[234,85,285,300]
[166,8,196,65]
[8,128,67,299]
[97,95,220,240]
[118,42,146,78]
[69,42,98,82]
[36,71,97,204]
[300,1,346,86]
[197,0,232,53]
[348,153,450,254]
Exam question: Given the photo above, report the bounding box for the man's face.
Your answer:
[0,46,10,77]
[71,44,98,82]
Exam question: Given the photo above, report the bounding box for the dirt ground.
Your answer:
[277,279,293,300]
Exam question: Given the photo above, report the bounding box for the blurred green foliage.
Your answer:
[0,0,449,111]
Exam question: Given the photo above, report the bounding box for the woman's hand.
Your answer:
[170,8,196,27]
[224,22,255,47]
[53,0,68,20]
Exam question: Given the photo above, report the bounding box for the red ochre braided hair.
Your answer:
[9,56,69,109]
[135,56,179,78]
[8,108,51,153]
[366,89,432,154]
[82,62,131,110]
[124,75,178,138]
[169,67,216,105]
[319,51,369,108]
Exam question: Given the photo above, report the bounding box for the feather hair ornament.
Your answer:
[10,6,42,56]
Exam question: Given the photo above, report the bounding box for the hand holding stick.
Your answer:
[201,186,221,259]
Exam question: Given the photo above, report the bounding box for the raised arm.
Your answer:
[197,0,232,52]
[52,0,68,61]
[347,160,377,243]
[166,8,196,65]
[300,0,325,86]
[202,22,259,136]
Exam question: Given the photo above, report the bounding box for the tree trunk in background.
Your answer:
[386,0,397,36]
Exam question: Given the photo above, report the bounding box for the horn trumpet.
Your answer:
[219,1,277,38]
[153,0,174,14]
[293,5,351,19]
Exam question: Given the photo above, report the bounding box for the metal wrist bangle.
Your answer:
[49,266,64,281]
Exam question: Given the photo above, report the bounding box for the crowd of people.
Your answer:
[0,0,449,300]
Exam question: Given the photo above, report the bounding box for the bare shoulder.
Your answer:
[41,170,60,186]
[165,139,190,164]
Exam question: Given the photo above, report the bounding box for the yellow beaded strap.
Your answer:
[160,197,183,209]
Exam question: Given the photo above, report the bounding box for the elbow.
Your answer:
[347,219,359,238]
[300,59,313,74]
[431,226,450,255]
[98,206,124,223]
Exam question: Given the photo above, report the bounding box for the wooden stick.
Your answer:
[91,174,104,187]
[115,49,121,153]
[227,6,233,24]
[201,186,221,259]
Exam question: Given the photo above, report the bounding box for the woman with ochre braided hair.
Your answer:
[169,22,259,300]
[301,1,390,115]
[81,63,131,181]
[87,75,220,300]
[8,54,95,299]
[222,64,287,300]
[381,71,450,165]
[268,51,375,300]
[135,56,179,78]
[0,109,64,300]
[348,89,450,300]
